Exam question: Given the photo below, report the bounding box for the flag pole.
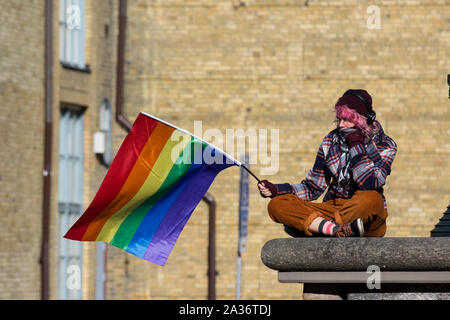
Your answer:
[140,111,242,165]
[140,112,262,184]
[240,164,261,184]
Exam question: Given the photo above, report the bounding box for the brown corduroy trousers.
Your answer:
[267,190,387,237]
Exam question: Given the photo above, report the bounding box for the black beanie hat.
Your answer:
[335,89,372,118]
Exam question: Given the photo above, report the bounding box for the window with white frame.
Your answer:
[58,107,84,300]
[59,0,86,69]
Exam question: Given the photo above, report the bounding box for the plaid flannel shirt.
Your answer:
[292,121,397,210]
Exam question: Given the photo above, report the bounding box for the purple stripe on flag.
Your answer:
[143,160,235,265]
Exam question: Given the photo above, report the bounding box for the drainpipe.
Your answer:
[115,0,132,132]
[203,193,217,300]
[41,0,53,300]
[115,0,217,300]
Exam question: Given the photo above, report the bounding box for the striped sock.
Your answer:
[318,219,339,236]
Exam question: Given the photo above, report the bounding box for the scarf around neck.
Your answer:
[331,121,381,192]
[332,127,359,189]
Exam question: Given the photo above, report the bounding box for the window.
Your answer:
[58,107,85,300]
[59,0,86,69]
[95,99,112,300]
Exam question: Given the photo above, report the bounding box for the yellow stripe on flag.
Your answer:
[96,130,192,243]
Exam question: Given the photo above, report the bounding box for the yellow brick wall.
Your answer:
[0,0,46,299]
[0,0,119,299]
[104,0,448,300]
[1,0,449,300]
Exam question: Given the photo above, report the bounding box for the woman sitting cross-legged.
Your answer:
[258,89,397,237]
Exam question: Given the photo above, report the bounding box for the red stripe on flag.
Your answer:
[64,114,158,240]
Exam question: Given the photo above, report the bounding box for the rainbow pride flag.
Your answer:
[64,112,238,266]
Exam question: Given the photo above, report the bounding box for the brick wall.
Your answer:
[0,0,119,299]
[0,0,45,299]
[106,0,449,299]
[1,0,448,300]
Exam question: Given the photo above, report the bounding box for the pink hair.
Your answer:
[334,104,373,137]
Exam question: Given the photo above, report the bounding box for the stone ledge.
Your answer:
[261,237,450,272]
[262,237,450,300]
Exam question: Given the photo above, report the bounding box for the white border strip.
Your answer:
[139,111,241,166]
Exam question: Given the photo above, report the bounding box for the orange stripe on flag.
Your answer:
[82,123,175,240]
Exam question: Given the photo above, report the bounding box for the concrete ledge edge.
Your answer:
[278,271,450,284]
